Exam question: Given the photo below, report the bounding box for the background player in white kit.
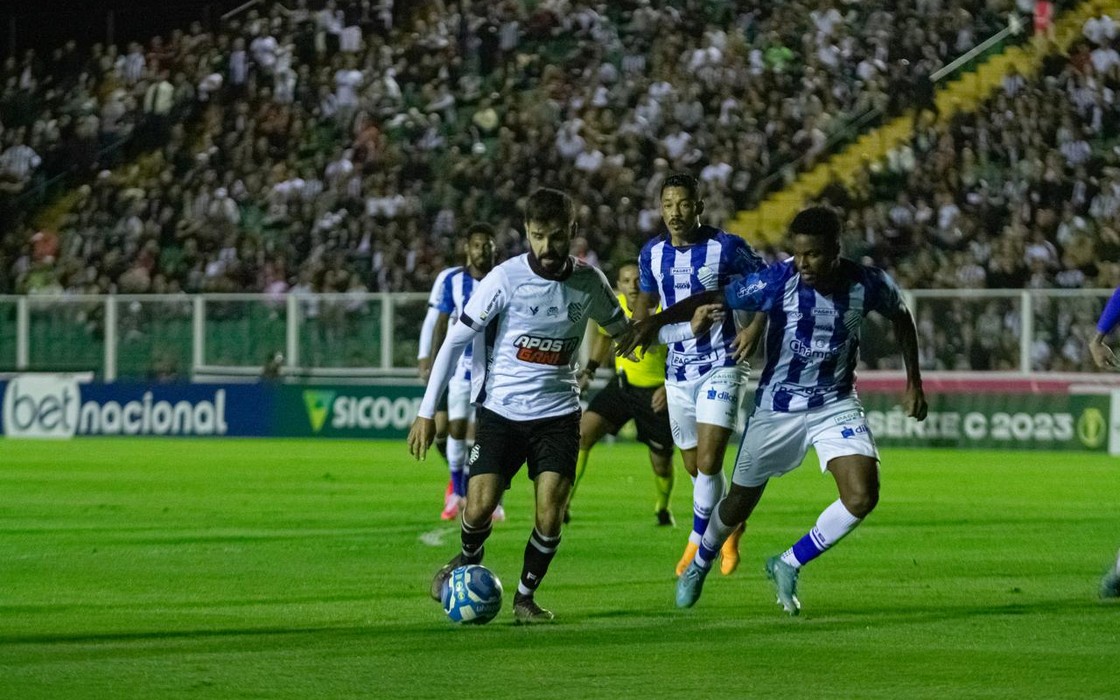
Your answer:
[408,188,632,623]
[429,223,502,521]
[626,206,927,615]
[632,173,765,577]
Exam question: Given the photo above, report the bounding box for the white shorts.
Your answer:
[448,376,473,422]
[664,365,744,450]
[732,397,878,487]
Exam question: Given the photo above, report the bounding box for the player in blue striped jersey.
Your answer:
[1088,286,1120,598]
[418,266,460,506]
[632,173,766,577]
[625,206,927,614]
[430,223,497,521]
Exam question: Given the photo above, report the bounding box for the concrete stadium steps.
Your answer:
[734,0,1117,247]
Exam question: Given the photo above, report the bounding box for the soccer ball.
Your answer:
[441,565,503,624]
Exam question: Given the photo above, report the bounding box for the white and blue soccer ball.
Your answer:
[441,565,503,624]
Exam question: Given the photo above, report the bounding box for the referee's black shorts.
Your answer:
[467,407,581,487]
[586,374,674,457]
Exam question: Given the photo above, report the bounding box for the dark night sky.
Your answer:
[1,0,250,57]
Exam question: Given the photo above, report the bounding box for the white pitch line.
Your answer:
[419,527,457,547]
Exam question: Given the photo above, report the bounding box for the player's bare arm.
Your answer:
[891,306,928,421]
[650,385,668,413]
[1089,332,1120,370]
[580,325,613,394]
[431,313,450,361]
[617,290,723,356]
[730,313,766,364]
[416,312,450,386]
[418,300,443,384]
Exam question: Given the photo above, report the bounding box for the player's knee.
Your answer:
[841,488,878,519]
[695,453,722,475]
[464,502,496,526]
[464,489,501,524]
[650,454,672,477]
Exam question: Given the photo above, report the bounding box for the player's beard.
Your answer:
[529,249,570,279]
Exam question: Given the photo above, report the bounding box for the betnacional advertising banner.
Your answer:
[1,373,1116,451]
[0,375,270,439]
[0,375,420,440]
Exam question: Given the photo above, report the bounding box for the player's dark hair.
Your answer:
[660,173,700,199]
[525,188,575,225]
[464,222,495,239]
[789,206,842,248]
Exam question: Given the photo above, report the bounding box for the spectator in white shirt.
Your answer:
[0,140,41,184]
[250,32,279,75]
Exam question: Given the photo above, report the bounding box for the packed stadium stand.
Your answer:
[0,0,1114,373]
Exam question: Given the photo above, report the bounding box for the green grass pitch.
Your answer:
[1,438,1118,699]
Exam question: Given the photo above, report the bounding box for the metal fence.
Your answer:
[0,289,1113,381]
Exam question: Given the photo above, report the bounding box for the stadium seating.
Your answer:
[1,0,1059,299]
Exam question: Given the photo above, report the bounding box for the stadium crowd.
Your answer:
[2,0,1034,299]
[818,15,1120,371]
[0,0,1112,372]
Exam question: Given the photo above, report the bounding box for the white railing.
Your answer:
[0,289,1113,381]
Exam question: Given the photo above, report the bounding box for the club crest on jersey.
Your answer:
[697,265,717,290]
[567,302,586,322]
[547,306,559,317]
[514,335,579,365]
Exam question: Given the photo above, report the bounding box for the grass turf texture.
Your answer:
[1,439,1118,699]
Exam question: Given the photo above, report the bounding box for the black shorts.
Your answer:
[586,375,674,457]
[436,387,449,413]
[467,407,580,487]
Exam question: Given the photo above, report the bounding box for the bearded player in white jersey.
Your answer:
[625,206,927,615]
[408,188,633,623]
[632,173,766,577]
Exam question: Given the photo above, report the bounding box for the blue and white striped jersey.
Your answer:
[427,267,459,309]
[418,267,460,360]
[638,225,764,382]
[724,259,907,412]
[436,267,480,381]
